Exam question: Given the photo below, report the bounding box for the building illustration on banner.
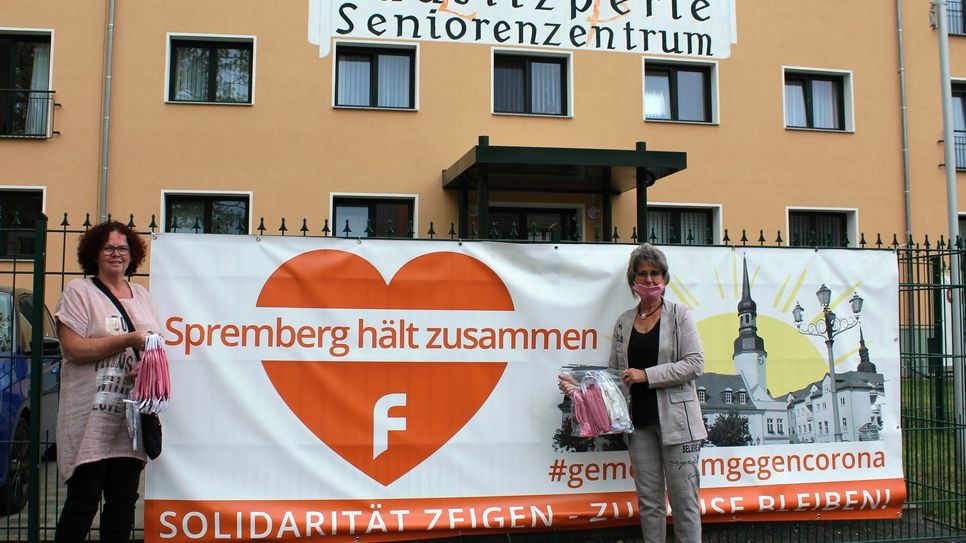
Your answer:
[555,256,885,451]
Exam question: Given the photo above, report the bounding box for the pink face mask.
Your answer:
[632,282,666,305]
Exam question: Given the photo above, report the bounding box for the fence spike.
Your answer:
[170,215,179,231]
[192,216,202,234]
[631,226,638,243]
[686,228,695,245]
[365,219,375,236]
[407,220,415,238]
[707,227,714,245]
[907,233,914,248]
[859,232,867,248]
[11,211,21,227]
[775,230,783,246]
[924,234,931,250]
[488,222,499,239]
[758,229,766,246]
[148,214,158,232]
[612,226,619,243]
[669,226,677,244]
[892,234,899,249]
[386,219,395,237]
[342,219,352,238]
[322,219,331,237]
[470,222,478,239]
[740,229,748,246]
[107,213,112,223]
[83,213,92,229]
[427,221,436,239]
[723,229,730,244]
[572,220,580,241]
[649,227,657,244]
[257,217,266,235]
[876,233,883,248]
[448,222,457,240]
[127,214,136,229]
[594,224,601,242]
[956,235,964,250]
[300,219,309,236]
[510,221,519,239]
[843,233,850,247]
[938,235,946,250]
[60,212,70,227]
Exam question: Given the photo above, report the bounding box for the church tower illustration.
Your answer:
[733,257,769,401]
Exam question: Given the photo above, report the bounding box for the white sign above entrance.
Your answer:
[308,0,736,59]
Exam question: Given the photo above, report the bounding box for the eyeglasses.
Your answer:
[635,270,663,278]
[101,245,130,256]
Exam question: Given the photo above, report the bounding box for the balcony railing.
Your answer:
[0,89,55,139]
[956,129,966,171]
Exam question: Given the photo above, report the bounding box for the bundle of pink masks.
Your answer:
[569,370,633,437]
[131,334,171,414]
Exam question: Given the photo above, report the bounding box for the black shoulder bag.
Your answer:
[90,277,163,460]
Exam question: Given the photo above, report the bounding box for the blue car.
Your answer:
[0,287,60,515]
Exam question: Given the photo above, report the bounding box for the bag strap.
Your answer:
[90,277,140,361]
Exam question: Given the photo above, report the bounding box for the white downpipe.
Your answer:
[97,0,117,222]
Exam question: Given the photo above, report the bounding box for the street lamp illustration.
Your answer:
[792,285,863,442]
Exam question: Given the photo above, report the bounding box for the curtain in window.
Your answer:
[955,94,966,168]
[811,80,840,129]
[813,213,845,246]
[530,61,561,115]
[644,72,671,119]
[375,201,411,235]
[679,211,709,243]
[25,42,50,136]
[337,54,371,106]
[215,48,251,103]
[174,47,210,101]
[377,54,411,108]
[494,61,525,113]
[784,81,807,127]
[648,209,673,243]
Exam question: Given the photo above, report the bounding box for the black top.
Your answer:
[628,319,661,427]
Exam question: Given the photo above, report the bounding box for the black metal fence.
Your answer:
[0,90,55,139]
[1,214,965,542]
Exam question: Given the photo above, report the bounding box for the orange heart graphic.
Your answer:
[257,250,513,485]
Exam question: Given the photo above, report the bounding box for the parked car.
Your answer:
[0,287,60,515]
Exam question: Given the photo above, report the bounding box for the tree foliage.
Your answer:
[707,410,752,447]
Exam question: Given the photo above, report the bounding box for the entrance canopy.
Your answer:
[442,136,687,239]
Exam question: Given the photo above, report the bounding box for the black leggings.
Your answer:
[55,457,143,543]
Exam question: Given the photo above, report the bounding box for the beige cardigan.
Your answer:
[608,298,708,445]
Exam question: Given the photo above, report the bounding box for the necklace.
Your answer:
[638,304,661,319]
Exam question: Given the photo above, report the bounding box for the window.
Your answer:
[168,37,253,103]
[767,419,774,434]
[777,419,784,434]
[723,391,733,404]
[737,391,746,404]
[789,210,849,247]
[644,62,712,122]
[333,197,414,238]
[0,189,42,258]
[950,0,965,35]
[784,71,847,130]
[697,389,706,402]
[0,32,52,137]
[335,45,415,109]
[646,206,714,244]
[954,85,966,170]
[959,216,965,246]
[489,206,578,241]
[493,53,567,116]
[164,194,249,234]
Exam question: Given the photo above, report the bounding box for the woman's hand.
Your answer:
[127,330,148,351]
[558,375,579,397]
[623,368,648,385]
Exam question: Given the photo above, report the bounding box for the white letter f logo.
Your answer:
[373,393,407,460]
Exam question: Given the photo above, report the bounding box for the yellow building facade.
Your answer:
[2,0,966,253]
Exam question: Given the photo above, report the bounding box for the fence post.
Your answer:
[27,213,48,543]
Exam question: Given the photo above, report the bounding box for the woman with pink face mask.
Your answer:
[610,243,706,543]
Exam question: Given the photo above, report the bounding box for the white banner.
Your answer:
[308,0,736,58]
[146,236,903,542]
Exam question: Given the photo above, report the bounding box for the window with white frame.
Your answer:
[0,188,43,258]
[335,44,415,109]
[953,84,966,170]
[168,36,253,103]
[777,419,784,434]
[784,69,849,131]
[332,196,414,237]
[644,61,713,123]
[646,206,715,244]
[0,32,52,137]
[493,52,568,116]
[789,210,851,247]
[950,0,965,35]
[164,193,250,234]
